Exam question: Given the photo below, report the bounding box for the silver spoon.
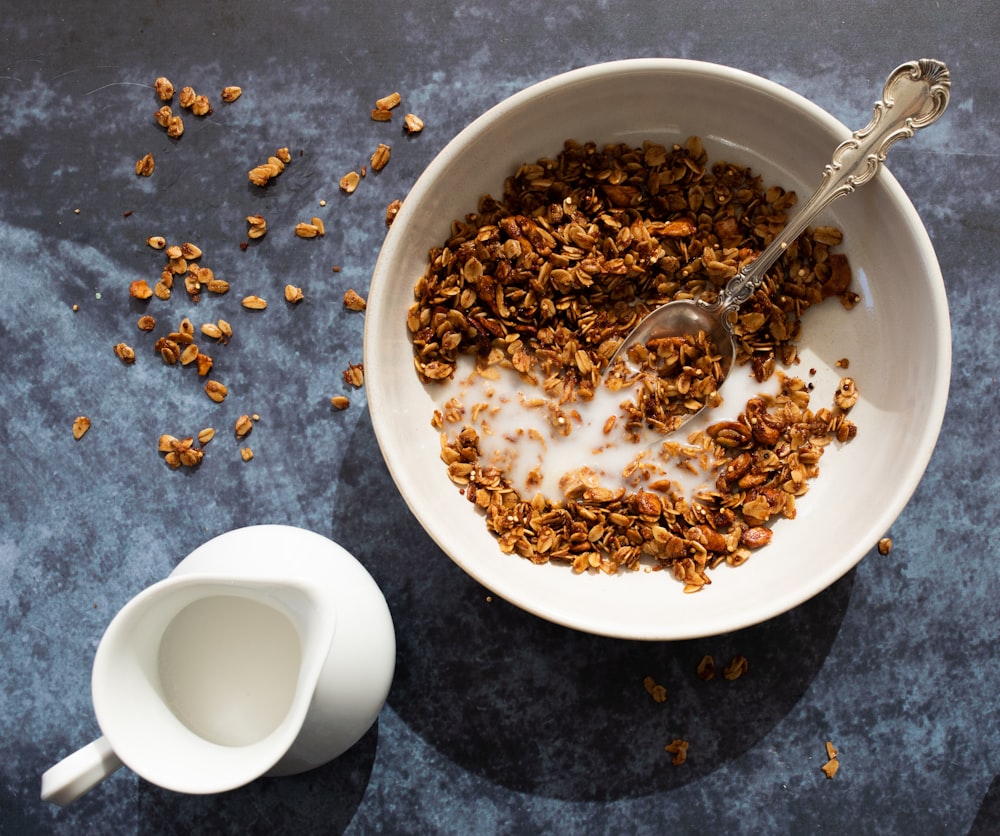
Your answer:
[607,59,951,430]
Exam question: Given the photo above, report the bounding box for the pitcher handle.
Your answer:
[40,736,124,806]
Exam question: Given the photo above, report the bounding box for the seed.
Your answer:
[877,537,893,555]
[204,380,228,402]
[135,154,155,177]
[72,416,91,440]
[339,171,361,194]
[234,414,253,438]
[375,91,401,111]
[113,342,136,364]
[311,217,326,236]
[180,242,202,260]
[154,76,174,101]
[198,427,215,445]
[240,447,254,462]
[146,235,166,250]
[330,396,350,410]
[217,320,232,341]
[343,289,367,311]
[206,279,229,294]
[201,322,223,339]
[370,108,392,122]
[129,279,153,300]
[403,113,424,134]
[370,143,391,172]
[284,284,304,303]
[221,85,242,102]
[241,295,267,310]
[179,344,199,365]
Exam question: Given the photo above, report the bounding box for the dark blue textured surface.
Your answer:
[2,1,998,833]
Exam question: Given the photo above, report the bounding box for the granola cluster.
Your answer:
[412,137,860,589]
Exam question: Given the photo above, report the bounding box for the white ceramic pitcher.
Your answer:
[40,525,396,806]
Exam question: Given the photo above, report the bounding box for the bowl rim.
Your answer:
[365,58,952,639]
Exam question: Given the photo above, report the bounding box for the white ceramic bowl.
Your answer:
[364,59,950,640]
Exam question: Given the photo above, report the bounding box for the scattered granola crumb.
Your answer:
[342,363,364,388]
[403,113,424,134]
[821,741,840,778]
[72,416,91,440]
[154,77,174,102]
[284,284,304,303]
[664,739,689,766]
[158,434,204,468]
[113,342,136,364]
[696,655,716,681]
[722,655,749,681]
[836,357,850,369]
[221,85,242,103]
[385,199,402,226]
[204,380,228,403]
[234,414,253,439]
[370,143,391,172]
[330,395,350,410]
[135,153,155,177]
[343,288,367,311]
[72,304,79,312]
[246,215,267,239]
[248,148,290,187]
[878,537,893,555]
[241,295,267,310]
[340,171,361,194]
[240,446,254,462]
[642,675,667,703]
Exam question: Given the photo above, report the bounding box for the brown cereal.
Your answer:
[370,143,391,172]
[234,414,253,438]
[72,416,91,440]
[129,279,153,300]
[113,342,136,364]
[135,154,155,177]
[295,222,320,239]
[664,739,689,767]
[221,85,242,103]
[642,676,667,703]
[246,214,268,239]
[166,115,184,138]
[403,113,424,134]
[154,77,174,101]
[340,171,361,193]
[722,655,749,681]
[413,138,859,589]
[241,295,267,310]
[375,91,401,111]
[696,655,716,681]
[343,289,367,311]
[204,380,228,403]
[342,363,364,388]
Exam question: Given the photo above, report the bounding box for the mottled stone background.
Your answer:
[1,0,997,833]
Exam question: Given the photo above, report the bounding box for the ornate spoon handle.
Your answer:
[710,59,951,321]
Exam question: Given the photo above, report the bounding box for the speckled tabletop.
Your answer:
[2,1,998,834]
